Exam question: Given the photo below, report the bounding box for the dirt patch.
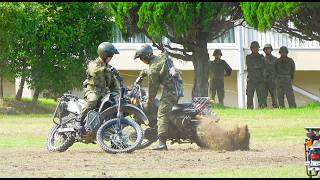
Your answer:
[0,143,303,178]
[196,114,250,151]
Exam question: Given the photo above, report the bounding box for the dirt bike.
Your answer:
[127,74,214,149]
[305,127,320,178]
[47,66,149,154]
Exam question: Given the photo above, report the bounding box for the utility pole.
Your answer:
[236,25,246,109]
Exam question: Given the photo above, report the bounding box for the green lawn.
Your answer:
[0,102,319,149]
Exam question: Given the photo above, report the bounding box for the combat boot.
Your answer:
[152,134,168,151]
[74,115,85,134]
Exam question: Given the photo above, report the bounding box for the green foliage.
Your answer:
[111,2,240,46]
[241,2,301,31]
[0,2,114,99]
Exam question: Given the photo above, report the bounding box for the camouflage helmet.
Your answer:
[134,44,153,60]
[279,46,289,54]
[263,44,273,51]
[213,49,222,56]
[97,42,119,59]
[250,41,260,49]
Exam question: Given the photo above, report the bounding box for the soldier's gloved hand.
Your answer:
[139,69,148,77]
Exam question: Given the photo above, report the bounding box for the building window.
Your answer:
[209,28,235,43]
[112,23,152,43]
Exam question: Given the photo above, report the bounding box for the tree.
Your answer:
[27,2,114,102]
[241,2,320,42]
[0,2,17,103]
[111,2,243,97]
[0,2,114,102]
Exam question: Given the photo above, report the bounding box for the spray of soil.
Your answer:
[195,113,250,151]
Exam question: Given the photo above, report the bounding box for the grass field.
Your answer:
[0,100,319,177]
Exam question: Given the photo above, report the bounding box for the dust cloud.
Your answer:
[195,113,250,151]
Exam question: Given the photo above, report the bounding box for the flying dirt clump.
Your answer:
[195,114,250,151]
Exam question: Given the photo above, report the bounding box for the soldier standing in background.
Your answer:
[208,49,232,106]
[246,41,267,109]
[263,44,278,108]
[275,46,297,108]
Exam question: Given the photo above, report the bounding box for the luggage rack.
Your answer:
[184,97,211,113]
[181,97,212,125]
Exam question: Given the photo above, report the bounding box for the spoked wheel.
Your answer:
[96,118,143,153]
[47,124,75,152]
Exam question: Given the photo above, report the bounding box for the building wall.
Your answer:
[3,78,15,97]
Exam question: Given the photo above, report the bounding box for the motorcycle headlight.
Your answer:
[58,101,69,117]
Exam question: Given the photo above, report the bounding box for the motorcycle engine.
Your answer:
[84,110,101,133]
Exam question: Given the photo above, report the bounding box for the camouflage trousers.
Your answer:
[277,78,297,108]
[246,79,267,109]
[79,88,106,122]
[209,79,225,105]
[265,78,278,108]
[157,90,179,137]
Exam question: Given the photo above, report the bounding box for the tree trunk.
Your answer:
[191,42,210,98]
[0,74,3,106]
[15,76,26,101]
[32,88,40,104]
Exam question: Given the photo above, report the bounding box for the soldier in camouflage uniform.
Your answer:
[246,41,267,109]
[275,46,297,108]
[208,49,232,106]
[263,44,278,108]
[134,44,181,151]
[75,42,120,130]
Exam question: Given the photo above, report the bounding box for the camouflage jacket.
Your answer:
[208,59,232,81]
[84,58,120,95]
[264,54,277,79]
[147,53,177,101]
[246,53,266,81]
[275,57,295,80]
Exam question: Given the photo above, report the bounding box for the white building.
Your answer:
[12,25,320,108]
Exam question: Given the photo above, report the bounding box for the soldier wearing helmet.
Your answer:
[275,46,297,108]
[134,44,181,151]
[263,44,278,108]
[208,49,232,106]
[246,41,267,109]
[75,42,120,130]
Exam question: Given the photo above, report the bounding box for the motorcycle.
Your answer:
[127,74,214,149]
[305,127,320,178]
[47,66,149,154]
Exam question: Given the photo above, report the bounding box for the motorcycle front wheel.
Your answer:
[96,118,143,153]
[47,124,75,152]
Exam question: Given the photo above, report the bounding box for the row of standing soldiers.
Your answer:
[208,41,297,109]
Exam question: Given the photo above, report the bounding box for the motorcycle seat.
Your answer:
[172,103,192,111]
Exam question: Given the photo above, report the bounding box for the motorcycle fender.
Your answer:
[100,104,149,126]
